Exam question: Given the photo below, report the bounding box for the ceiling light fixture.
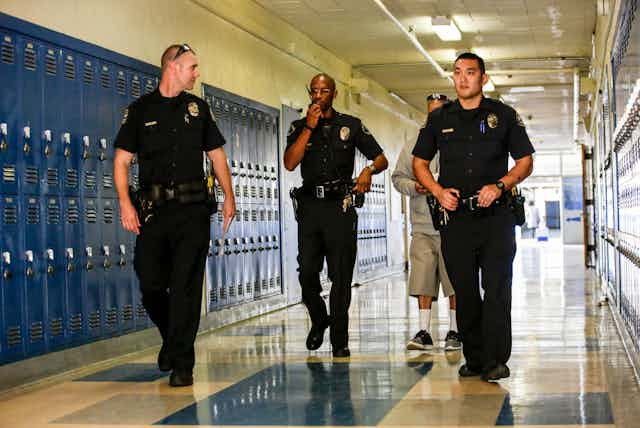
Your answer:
[431,16,462,41]
[509,86,545,93]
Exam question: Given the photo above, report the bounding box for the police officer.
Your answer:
[284,73,388,357]
[114,44,235,387]
[412,53,534,381]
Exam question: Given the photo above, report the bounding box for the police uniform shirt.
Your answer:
[412,97,534,197]
[286,112,383,185]
[114,89,225,188]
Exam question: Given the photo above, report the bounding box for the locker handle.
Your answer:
[0,123,6,150]
[47,264,55,275]
[66,262,74,272]
[2,269,11,280]
[64,146,72,158]
[119,257,126,267]
[86,261,94,271]
[103,259,112,269]
[26,266,34,278]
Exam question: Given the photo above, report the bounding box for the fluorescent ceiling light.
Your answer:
[509,86,545,93]
[431,16,461,41]
[483,79,495,92]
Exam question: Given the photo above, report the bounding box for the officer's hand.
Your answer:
[415,182,428,195]
[120,200,141,235]
[436,188,460,211]
[306,103,322,130]
[353,168,372,194]
[478,184,502,207]
[222,197,236,234]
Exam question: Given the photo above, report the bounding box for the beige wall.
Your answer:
[1,0,422,267]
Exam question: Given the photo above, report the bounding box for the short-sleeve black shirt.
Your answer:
[285,111,383,185]
[114,89,225,188]
[412,97,534,197]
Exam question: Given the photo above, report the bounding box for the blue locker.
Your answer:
[205,239,216,312]
[97,61,116,199]
[22,196,46,356]
[114,200,134,333]
[41,44,63,196]
[223,237,234,306]
[43,196,66,350]
[60,50,82,197]
[0,33,19,195]
[100,198,118,336]
[217,238,229,307]
[130,73,142,101]
[81,198,101,339]
[62,197,84,343]
[17,36,42,197]
[79,57,99,199]
[273,235,281,293]
[0,195,25,362]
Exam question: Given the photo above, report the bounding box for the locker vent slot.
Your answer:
[103,206,114,224]
[69,313,82,332]
[24,46,36,71]
[47,168,59,186]
[274,210,279,221]
[84,171,96,190]
[30,322,44,342]
[66,204,79,224]
[1,40,15,64]
[251,210,257,221]
[269,278,275,288]
[220,287,226,300]
[122,305,133,321]
[116,73,126,95]
[243,210,249,222]
[254,280,259,293]
[3,204,17,224]
[47,203,61,224]
[217,212,223,222]
[136,304,147,319]
[258,187,264,199]
[65,169,78,189]
[102,172,113,189]
[105,308,117,326]
[130,174,139,188]
[266,188,272,199]
[27,203,40,224]
[45,52,57,75]
[85,205,97,223]
[276,276,281,287]
[100,69,111,89]
[261,279,268,290]
[131,77,141,98]
[209,289,218,304]
[83,62,94,85]
[243,184,249,198]
[25,166,38,184]
[229,285,236,297]
[144,79,155,94]
[259,210,265,221]
[64,57,75,80]
[7,326,21,347]
[267,210,273,222]
[3,165,16,182]
[50,318,63,336]
[88,311,100,330]
[238,284,243,296]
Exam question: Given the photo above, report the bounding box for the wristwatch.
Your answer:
[367,164,377,173]
[495,180,505,193]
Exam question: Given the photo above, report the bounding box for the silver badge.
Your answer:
[188,101,199,117]
[487,113,498,129]
[340,126,350,141]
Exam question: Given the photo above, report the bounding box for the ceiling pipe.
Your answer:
[371,0,451,82]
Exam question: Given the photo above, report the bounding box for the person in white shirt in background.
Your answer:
[391,93,462,351]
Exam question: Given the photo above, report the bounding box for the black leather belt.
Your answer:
[458,194,508,213]
[142,180,207,205]
[301,180,352,200]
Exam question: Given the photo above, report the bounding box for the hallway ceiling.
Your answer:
[255,0,597,152]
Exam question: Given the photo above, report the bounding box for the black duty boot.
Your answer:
[306,320,330,351]
[169,369,193,387]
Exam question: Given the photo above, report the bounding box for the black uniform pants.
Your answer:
[440,206,516,370]
[133,202,210,371]
[297,197,358,349]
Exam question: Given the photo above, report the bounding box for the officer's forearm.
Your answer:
[412,157,442,196]
[114,150,133,205]
[209,148,234,199]
[500,155,533,190]
[284,128,312,171]
[370,154,388,174]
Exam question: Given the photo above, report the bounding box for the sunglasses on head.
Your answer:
[427,93,448,101]
[172,43,195,61]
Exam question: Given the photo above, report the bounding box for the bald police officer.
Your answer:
[412,53,534,381]
[114,44,235,387]
[285,73,388,358]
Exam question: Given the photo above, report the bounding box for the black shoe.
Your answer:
[458,364,482,377]
[158,344,171,372]
[444,330,462,351]
[169,369,193,387]
[332,347,350,358]
[481,364,510,382]
[407,330,433,351]
[306,320,329,351]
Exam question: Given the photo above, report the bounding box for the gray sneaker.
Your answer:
[444,330,462,350]
[407,330,433,351]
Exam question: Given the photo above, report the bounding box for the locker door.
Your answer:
[272,234,281,294]
[251,209,260,298]
[82,198,101,339]
[17,37,42,196]
[23,196,46,356]
[100,198,118,336]
[0,195,25,362]
[79,56,98,199]
[0,33,19,195]
[114,200,134,333]
[130,73,142,102]
[97,62,115,199]
[217,237,228,307]
[60,51,81,197]
[113,69,129,128]
[63,197,84,343]
[205,239,217,312]
[43,196,66,350]
[41,44,63,196]
[225,237,236,306]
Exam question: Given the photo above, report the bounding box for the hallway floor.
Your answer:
[1,241,639,427]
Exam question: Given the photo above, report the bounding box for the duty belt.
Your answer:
[301,180,352,200]
[458,194,508,213]
[142,180,207,205]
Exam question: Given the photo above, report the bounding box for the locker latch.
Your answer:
[44,130,52,157]
[62,133,71,158]
[99,138,107,161]
[46,248,55,274]
[2,251,11,280]
[82,136,90,160]
[25,250,34,277]
[102,245,111,269]
[0,123,7,151]
[118,244,126,266]
[23,126,31,154]
[85,246,94,271]
[66,247,75,272]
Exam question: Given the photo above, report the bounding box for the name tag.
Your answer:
[145,121,158,127]
[441,128,454,134]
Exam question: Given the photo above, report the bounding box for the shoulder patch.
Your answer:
[287,123,297,137]
[121,108,129,125]
[515,112,525,127]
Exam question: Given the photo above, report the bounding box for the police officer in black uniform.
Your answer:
[284,73,388,358]
[114,44,235,387]
[412,53,534,381]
